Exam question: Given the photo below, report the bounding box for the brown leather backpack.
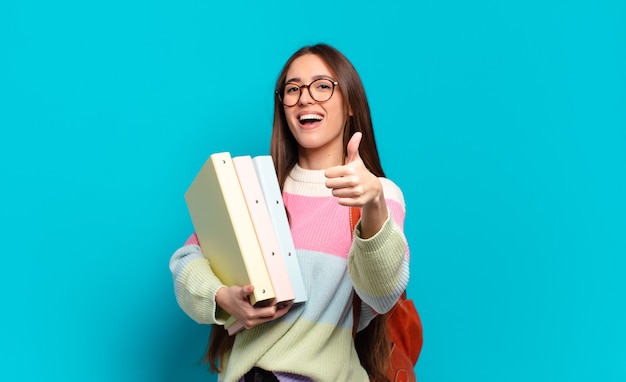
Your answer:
[350,207,423,382]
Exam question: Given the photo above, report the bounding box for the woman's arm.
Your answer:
[170,238,292,328]
[169,243,229,324]
[348,178,410,315]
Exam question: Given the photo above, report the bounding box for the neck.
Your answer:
[297,145,344,170]
[296,132,346,170]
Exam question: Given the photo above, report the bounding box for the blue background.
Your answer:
[2,0,625,381]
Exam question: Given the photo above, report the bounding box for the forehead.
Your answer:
[285,54,335,82]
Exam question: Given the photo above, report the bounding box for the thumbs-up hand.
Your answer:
[345,130,363,165]
[325,132,388,238]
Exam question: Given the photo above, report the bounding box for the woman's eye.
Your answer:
[316,83,331,91]
[285,85,299,94]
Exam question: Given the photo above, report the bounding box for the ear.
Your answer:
[348,104,353,116]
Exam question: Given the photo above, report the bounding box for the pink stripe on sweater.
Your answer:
[284,194,353,259]
[183,190,407,260]
[285,192,408,260]
[185,233,199,246]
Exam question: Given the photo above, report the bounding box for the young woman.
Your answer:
[170,43,410,382]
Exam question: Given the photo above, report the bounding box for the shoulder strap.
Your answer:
[349,206,361,235]
[350,207,362,337]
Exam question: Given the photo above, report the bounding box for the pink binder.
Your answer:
[230,156,296,334]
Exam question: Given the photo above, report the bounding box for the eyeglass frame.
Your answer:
[276,78,340,107]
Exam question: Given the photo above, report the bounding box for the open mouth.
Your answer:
[299,114,323,125]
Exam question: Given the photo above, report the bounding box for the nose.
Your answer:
[298,85,315,105]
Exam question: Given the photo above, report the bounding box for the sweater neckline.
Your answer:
[289,163,327,184]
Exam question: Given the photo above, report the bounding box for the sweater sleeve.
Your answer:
[169,243,229,325]
[348,215,409,313]
[347,179,410,316]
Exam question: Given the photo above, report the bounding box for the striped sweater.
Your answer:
[170,164,410,382]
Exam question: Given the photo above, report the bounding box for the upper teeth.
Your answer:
[299,114,322,121]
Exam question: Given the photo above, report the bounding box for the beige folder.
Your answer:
[184,152,275,307]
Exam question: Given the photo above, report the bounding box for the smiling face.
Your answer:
[283,54,351,169]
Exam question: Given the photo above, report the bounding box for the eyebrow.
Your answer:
[285,74,334,84]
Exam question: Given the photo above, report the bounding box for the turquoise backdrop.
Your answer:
[1,0,625,381]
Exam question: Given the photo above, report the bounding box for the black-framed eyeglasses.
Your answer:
[276,78,339,107]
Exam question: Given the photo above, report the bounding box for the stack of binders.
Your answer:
[184,152,307,335]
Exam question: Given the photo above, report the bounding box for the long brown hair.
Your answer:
[205,43,392,381]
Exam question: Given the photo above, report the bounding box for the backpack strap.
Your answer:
[349,206,361,236]
[350,207,362,337]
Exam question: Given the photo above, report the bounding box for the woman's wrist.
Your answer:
[360,192,388,239]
